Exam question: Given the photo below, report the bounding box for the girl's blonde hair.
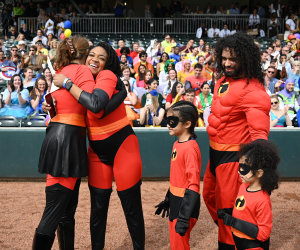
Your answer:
[50,39,58,49]
[270,94,279,102]
[145,94,160,126]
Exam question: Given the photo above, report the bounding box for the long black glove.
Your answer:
[155,189,170,218]
[218,209,259,240]
[217,208,233,219]
[175,189,200,236]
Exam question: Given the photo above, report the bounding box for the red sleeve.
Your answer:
[240,91,270,141]
[166,94,173,103]
[94,70,118,101]
[184,147,201,193]
[256,200,273,241]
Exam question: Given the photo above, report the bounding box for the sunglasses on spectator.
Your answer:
[30,49,35,51]
[271,101,278,105]
[268,71,274,74]
[283,50,289,52]
[12,50,17,51]
[141,55,146,57]
[166,37,170,39]
[37,43,42,45]
[181,54,186,57]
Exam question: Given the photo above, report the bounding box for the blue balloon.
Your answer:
[64,20,72,29]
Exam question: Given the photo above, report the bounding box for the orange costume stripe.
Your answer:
[87,116,129,135]
[51,113,86,127]
[210,140,240,152]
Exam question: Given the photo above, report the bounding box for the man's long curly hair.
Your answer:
[214,32,264,85]
[238,140,280,195]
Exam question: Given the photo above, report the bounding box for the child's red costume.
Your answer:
[203,76,270,249]
[156,139,201,250]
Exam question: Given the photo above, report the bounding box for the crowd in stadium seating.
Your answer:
[0,1,299,127]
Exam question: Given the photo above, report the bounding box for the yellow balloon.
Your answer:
[64,29,72,38]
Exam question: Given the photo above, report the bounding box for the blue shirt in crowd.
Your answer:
[169,54,180,63]
[0,59,16,70]
[265,77,279,94]
[229,8,238,14]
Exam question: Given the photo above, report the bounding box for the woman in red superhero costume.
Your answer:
[218,140,280,250]
[155,101,201,250]
[52,42,145,250]
[34,37,126,250]
[202,32,271,250]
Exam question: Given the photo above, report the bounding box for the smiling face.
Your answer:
[202,84,210,95]
[149,80,158,90]
[271,97,279,110]
[222,48,242,78]
[266,68,275,78]
[37,79,46,91]
[199,39,205,46]
[184,92,195,103]
[44,68,51,79]
[122,68,130,79]
[161,53,168,62]
[169,69,176,80]
[176,83,184,93]
[238,156,256,184]
[120,54,127,63]
[145,71,152,81]
[139,65,146,74]
[85,46,108,77]
[13,76,22,88]
[24,69,33,79]
[198,56,204,65]
[286,82,295,92]
[185,62,191,70]
[261,52,268,63]
[118,40,125,49]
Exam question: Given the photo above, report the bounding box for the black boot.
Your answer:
[32,229,55,250]
[118,180,145,250]
[89,184,112,250]
[57,220,75,250]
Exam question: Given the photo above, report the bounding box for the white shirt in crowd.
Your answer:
[163,79,177,96]
[277,61,292,72]
[44,19,54,36]
[57,22,65,37]
[196,27,207,38]
[249,14,260,26]
[230,30,239,35]
[219,29,231,38]
[286,19,296,31]
[207,28,220,38]
[33,36,48,45]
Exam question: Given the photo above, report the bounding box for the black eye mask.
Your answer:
[239,163,252,176]
[167,116,179,128]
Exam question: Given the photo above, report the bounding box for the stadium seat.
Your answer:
[21,116,46,127]
[0,116,20,127]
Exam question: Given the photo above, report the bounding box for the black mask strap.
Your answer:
[167,116,179,128]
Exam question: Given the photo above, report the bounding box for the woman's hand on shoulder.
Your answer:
[53,74,67,88]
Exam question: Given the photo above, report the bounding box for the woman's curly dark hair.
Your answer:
[214,32,264,85]
[238,140,280,195]
[95,42,122,77]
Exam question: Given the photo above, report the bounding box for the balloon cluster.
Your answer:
[60,20,72,40]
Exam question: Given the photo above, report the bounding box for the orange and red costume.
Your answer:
[203,76,270,250]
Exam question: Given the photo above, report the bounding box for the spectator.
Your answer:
[175,52,187,73]
[287,61,300,89]
[180,39,194,54]
[49,39,58,63]
[87,5,95,14]
[140,90,165,127]
[185,63,206,95]
[216,5,226,14]
[198,39,205,51]
[164,38,177,54]
[208,69,222,94]
[261,51,269,71]
[219,24,231,38]
[257,3,265,17]
[135,64,147,88]
[33,30,48,46]
[159,59,175,83]
[270,94,292,127]
[194,5,201,14]
[43,68,53,92]
[119,47,133,65]
[18,41,28,58]
[0,51,16,70]
[230,24,240,35]
[43,15,54,36]
[255,24,265,37]
[115,39,129,57]
[154,3,167,17]
[169,46,180,63]
[56,17,65,37]
[264,66,281,94]
[197,56,205,70]
[196,23,207,39]
[121,66,137,91]
[5,27,18,40]
[145,5,152,18]
[35,40,49,63]
[22,67,37,93]
[88,40,94,47]
[141,79,163,107]
[134,52,154,76]
[37,3,43,15]
[144,70,153,84]
[130,42,140,59]
[114,1,125,17]
[249,9,260,28]
[202,60,215,81]
[0,74,30,119]
[14,33,26,47]
[276,54,291,79]
[9,46,23,68]
[46,33,56,50]
[163,69,178,99]
[182,4,191,14]
[37,10,46,30]
[186,47,199,65]
[28,77,48,117]
[266,45,275,61]
[147,40,163,65]
[274,39,282,52]
[235,2,240,13]
[177,59,194,83]
[123,79,139,126]
[46,2,57,15]
[208,23,220,38]
[161,34,171,49]
[24,45,43,72]
[12,3,24,21]
[19,23,31,40]
[201,43,211,58]
[204,3,212,14]
[229,3,238,14]
[278,78,299,121]
[284,13,297,40]
[156,52,169,77]
[165,81,184,109]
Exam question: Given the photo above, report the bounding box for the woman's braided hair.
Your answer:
[168,100,199,139]
[238,140,280,195]
[214,32,264,85]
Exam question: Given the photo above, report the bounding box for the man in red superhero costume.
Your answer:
[202,32,271,250]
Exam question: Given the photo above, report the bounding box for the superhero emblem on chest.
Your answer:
[172,148,177,161]
[235,195,246,211]
[218,82,230,97]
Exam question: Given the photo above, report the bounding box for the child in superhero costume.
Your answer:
[218,140,280,250]
[155,100,201,250]
[52,43,145,250]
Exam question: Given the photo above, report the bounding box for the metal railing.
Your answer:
[18,17,285,35]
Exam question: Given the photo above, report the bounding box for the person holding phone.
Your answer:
[140,89,165,126]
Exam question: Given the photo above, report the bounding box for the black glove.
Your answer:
[222,213,236,227]
[217,208,233,219]
[155,189,170,218]
[175,189,200,236]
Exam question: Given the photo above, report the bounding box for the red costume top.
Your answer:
[130,51,139,59]
[232,183,272,242]
[86,70,130,140]
[184,75,207,96]
[207,76,270,150]
[169,139,201,221]
[51,65,95,127]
